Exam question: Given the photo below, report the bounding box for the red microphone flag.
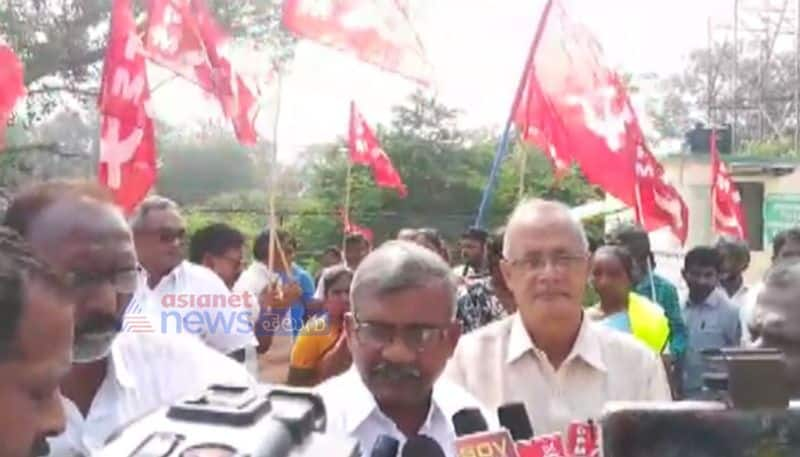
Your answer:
[510,0,688,242]
[0,43,25,148]
[145,0,260,145]
[282,0,432,85]
[97,0,158,214]
[348,101,407,197]
[711,130,748,240]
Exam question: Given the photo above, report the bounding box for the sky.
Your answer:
[150,0,739,161]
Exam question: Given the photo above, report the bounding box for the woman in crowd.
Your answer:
[287,265,353,386]
[587,245,670,354]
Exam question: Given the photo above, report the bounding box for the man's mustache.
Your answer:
[371,362,421,382]
[76,313,121,336]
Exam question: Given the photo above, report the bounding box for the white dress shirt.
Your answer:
[46,332,256,456]
[316,366,496,457]
[444,313,672,436]
[126,260,257,354]
[739,281,763,345]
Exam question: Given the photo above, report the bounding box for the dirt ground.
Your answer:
[256,334,293,384]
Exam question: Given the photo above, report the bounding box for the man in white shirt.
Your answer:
[445,199,672,436]
[128,196,257,359]
[316,241,493,457]
[3,181,256,456]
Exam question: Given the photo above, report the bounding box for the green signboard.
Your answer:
[764,194,800,248]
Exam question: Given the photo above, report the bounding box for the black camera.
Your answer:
[96,384,360,457]
[601,348,800,457]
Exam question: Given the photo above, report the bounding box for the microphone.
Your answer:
[495,403,566,457]
[371,435,399,457]
[452,408,519,457]
[401,435,445,457]
[452,408,488,436]
[497,403,534,441]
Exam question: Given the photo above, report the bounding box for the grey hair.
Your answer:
[350,240,458,319]
[129,195,179,231]
[502,198,589,258]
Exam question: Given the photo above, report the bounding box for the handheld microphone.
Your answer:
[497,403,534,441]
[401,435,445,457]
[371,435,399,457]
[453,408,519,457]
[452,408,489,436]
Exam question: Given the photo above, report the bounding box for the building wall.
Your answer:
[661,156,800,284]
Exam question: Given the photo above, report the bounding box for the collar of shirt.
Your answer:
[506,312,607,373]
[731,283,750,302]
[338,367,444,435]
[686,288,726,308]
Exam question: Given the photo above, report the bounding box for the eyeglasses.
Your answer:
[144,228,186,243]
[506,252,587,274]
[64,266,141,294]
[349,314,450,352]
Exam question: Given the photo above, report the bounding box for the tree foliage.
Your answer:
[654,35,800,154]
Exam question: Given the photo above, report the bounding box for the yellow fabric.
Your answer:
[289,317,341,370]
[628,292,670,353]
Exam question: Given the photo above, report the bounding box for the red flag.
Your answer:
[348,101,407,197]
[635,140,689,244]
[510,0,688,242]
[0,43,25,148]
[282,0,432,85]
[711,130,748,239]
[339,209,374,244]
[145,0,260,145]
[98,0,158,215]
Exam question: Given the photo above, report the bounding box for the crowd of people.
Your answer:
[1,179,800,456]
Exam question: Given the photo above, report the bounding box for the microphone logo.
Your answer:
[455,430,518,457]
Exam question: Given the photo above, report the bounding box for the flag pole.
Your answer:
[474,0,555,228]
[517,141,528,202]
[342,158,353,257]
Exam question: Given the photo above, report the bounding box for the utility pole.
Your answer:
[708,16,715,126]
[734,0,739,152]
[795,0,800,152]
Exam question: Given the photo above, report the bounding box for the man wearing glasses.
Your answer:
[127,196,257,359]
[316,241,492,457]
[445,199,672,437]
[3,181,255,456]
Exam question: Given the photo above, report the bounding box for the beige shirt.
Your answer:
[444,312,672,436]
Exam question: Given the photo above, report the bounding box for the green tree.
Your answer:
[279,92,598,266]
[157,131,269,205]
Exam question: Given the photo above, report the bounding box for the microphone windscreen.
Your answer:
[452,408,489,437]
[497,403,534,441]
[371,435,400,457]
[401,435,445,457]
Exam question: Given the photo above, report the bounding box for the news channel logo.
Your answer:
[122,292,335,337]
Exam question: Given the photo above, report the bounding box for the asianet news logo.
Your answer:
[123,292,334,337]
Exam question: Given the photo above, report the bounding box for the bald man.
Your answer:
[444,199,671,436]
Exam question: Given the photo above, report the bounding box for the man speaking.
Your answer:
[445,199,671,435]
[317,241,492,456]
